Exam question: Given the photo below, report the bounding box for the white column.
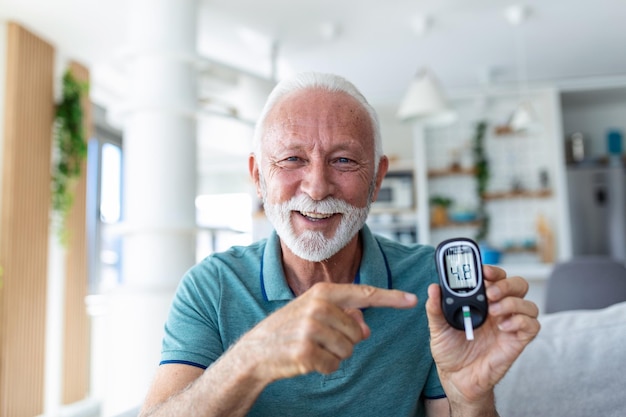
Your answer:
[123,0,198,289]
[102,1,198,415]
[413,123,430,245]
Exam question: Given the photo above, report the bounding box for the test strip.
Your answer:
[462,306,474,341]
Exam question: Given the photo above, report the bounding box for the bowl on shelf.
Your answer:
[479,243,502,264]
[448,210,478,223]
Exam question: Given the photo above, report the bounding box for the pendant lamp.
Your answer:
[397,68,456,126]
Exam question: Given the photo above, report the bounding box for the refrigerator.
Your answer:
[567,163,626,261]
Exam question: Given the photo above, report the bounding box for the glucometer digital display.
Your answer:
[444,245,478,291]
[435,238,488,340]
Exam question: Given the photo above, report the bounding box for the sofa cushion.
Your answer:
[494,301,626,417]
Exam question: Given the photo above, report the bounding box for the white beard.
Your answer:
[262,190,371,262]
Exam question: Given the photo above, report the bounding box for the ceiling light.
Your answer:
[320,22,342,41]
[504,5,531,26]
[397,68,456,126]
[505,5,540,133]
[410,14,432,37]
[508,101,537,132]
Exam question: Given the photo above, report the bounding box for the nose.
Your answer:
[300,161,335,201]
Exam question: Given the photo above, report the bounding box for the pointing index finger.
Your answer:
[312,283,418,310]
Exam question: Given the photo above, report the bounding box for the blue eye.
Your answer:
[331,157,360,171]
[275,156,305,169]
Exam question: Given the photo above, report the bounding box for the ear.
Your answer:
[249,153,263,199]
[371,156,389,202]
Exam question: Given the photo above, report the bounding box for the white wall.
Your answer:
[561,88,626,159]
[375,104,414,165]
[196,114,254,196]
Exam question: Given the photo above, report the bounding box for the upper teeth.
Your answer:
[301,211,333,219]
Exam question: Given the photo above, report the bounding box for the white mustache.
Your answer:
[263,191,371,262]
[282,194,354,215]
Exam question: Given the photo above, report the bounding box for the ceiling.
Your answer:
[2,0,626,109]
[2,0,626,194]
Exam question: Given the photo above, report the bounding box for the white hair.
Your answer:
[252,72,383,170]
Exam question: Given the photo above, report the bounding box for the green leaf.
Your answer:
[51,68,89,245]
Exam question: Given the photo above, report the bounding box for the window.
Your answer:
[195,193,253,261]
[87,107,123,294]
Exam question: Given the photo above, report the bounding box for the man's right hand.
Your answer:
[140,282,417,417]
[231,282,418,383]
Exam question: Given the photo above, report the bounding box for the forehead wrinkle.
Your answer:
[262,89,375,152]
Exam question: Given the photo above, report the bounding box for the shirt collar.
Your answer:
[260,225,391,302]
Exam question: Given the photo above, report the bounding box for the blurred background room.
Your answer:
[1,0,625,416]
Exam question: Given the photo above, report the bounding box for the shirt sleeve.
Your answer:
[160,260,224,369]
[423,361,446,399]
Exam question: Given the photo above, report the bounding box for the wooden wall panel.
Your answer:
[0,22,54,417]
[62,60,91,405]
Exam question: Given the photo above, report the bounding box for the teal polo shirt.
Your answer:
[161,225,445,416]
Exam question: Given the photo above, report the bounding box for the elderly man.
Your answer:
[139,72,540,416]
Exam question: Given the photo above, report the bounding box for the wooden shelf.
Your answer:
[493,125,532,137]
[431,219,482,229]
[428,166,475,178]
[502,245,538,254]
[483,189,552,200]
[369,206,416,215]
[368,221,417,231]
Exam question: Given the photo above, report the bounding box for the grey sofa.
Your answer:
[544,257,626,314]
[494,301,626,417]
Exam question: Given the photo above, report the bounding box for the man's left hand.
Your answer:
[425,265,540,412]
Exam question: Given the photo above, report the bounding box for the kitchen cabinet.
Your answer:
[367,163,418,244]
[560,85,626,261]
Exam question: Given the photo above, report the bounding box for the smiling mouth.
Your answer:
[298,211,336,221]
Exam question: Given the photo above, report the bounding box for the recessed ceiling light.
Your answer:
[320,22,341,41]
[410,14,432,37]
[505,5,532,26]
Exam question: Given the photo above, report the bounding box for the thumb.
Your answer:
[425,283,448,332]
[343,307,371,339]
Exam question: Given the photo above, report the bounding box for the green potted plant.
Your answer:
[429,195,453,227]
